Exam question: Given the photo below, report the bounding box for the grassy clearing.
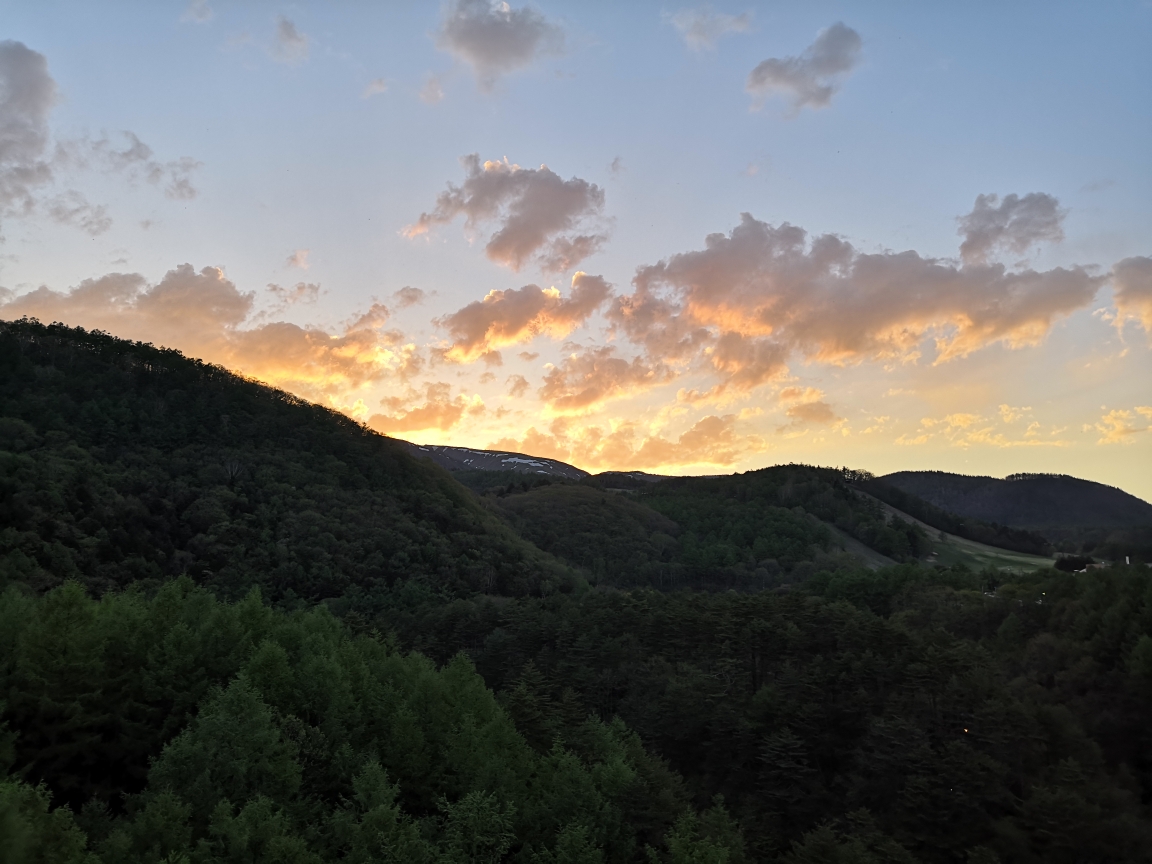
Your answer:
[926,530,1054,573]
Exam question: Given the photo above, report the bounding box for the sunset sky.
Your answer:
[2,1,1151,499]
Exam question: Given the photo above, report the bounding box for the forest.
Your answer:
[2,319,1152,864]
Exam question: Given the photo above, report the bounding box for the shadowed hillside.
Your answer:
[882,470,1152,530]
[4,319,1152,863]
[0,319,572,601]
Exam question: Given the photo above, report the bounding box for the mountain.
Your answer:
[399,441,589,479]
[5,318,1152,862]
[881,470,1152,530]
[0,319,572,601]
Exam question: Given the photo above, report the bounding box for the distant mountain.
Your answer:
[398,442,589,479]
[881,471,1152,530]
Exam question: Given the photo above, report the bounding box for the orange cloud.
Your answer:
[1113,256,1152,336]
[903,409,1070,449]
[490,413,764,471]
[538,346,673,412]
[369,381,484,435]
[1094,406,1152,445]
[437,271,610,362]
[611,212,1103,395]
[0,264,411,403]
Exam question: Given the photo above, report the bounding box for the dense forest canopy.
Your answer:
[2,320,1152,864]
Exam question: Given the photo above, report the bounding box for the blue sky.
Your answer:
[2,1,1151,498]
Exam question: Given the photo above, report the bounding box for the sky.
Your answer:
[1,1,1151,500]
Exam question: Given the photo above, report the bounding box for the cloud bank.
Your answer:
[0,265,411,403]
[610,208,1102,399]
[746,22,862,112]
[405,154,607,272]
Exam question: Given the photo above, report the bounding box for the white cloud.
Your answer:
[746,22,862,112]
[669,7,751,51]
[437,0,562,91]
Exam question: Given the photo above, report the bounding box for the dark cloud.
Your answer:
[437,0,562,91]
[180,0,213,23]
[436,271,612,361]
[746,22,861,112]
[1113,255,1152,336]
[266,281,320,306]
[85,132,202,201]
[0,42,201,238]
[393,286,426,308]
[0,40,56,226]
[406,154,607,272]
[670,7,751,51]
[958,192,1066,265]
[273,16,309,64]
[45,191,111,235]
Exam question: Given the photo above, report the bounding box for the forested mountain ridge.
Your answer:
[0,318,573,601]
[882,470,1152,531]
[4,319,1152,864]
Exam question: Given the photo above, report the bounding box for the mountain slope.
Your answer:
[400,441,589,478]
[0,319,572,600]
[882,470,1152,530]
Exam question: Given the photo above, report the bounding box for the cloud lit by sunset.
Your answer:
[1,2,1149,498]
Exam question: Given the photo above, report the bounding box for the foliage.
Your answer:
[848,471,1052,557]
[3,319,1152,863]
[0,319,572,601]
[0,581,747,863]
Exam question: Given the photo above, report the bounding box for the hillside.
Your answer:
[882,470,1152,530]
[0,319,572,601]
[4,319,1152,862]
[400,442,590,479]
